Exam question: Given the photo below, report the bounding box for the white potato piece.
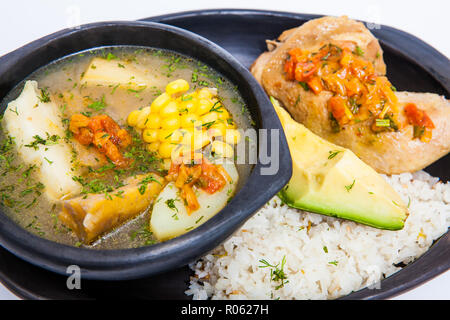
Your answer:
[81,58,155,89]
[3,80,81,201]
[150,160,239,241]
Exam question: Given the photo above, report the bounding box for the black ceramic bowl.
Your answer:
[0,21,292,280]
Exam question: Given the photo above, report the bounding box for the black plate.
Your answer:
[0,9,449,300]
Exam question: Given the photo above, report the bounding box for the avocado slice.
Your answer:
[271,97,408,230]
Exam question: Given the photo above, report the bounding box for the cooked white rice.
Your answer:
[185,171,450,300]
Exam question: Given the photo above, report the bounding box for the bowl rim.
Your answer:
[0,20,292,280]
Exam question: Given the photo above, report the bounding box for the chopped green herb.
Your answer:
[106,53,117,61]
[329,112,340,133]
[258,255,289,290]
[202,121,216,130]
[345,179,355,192]
[209,101,223,113]
[298,81,310,91]
[375,118,390,127]
[294,95,301,106]
[353,46,365,56]
[38,88,51,103]
[87,95,107,111]
[24,133,60,150]
[181,95,193,101]
[328,150,342,160]
[191,72,198,83]
[413,125,426,139]
[195,216,204,224]
[166,198,178,212]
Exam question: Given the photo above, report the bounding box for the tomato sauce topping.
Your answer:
[165,154,229,214]
[284,43,434,141]
[69,114,132,167]
[404,103,435,142]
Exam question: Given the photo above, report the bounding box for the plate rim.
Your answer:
[1,8,449,300]
[144,8,450,300]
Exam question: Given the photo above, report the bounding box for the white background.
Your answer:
[0,0,448,300]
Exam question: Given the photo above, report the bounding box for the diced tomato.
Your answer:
[69,114,90,134]
[92,131,129,167]
[345,77,364,97]
[294,61,318,82]
[74,127,93,145]
[307,76,323,94]
[328,96,349,125]
[283,44,412,137]
[284,59,296,80]
[339,49,354,67]
[404,103,435,129]
[287,48,304,63]
[164,155,228,214]
[182,185,200,214]
[200,160,227,194]
[69,113,132,167]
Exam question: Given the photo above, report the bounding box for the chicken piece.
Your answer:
[251,16,450,174]
[59,173,165,244]
[70,140,108,169]
[251,16,386,84]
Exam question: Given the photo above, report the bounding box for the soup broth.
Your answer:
[0,46,254,249]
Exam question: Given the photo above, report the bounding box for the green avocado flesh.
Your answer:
[272,97,408,230]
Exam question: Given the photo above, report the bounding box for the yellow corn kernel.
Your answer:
[151,92,171,113]
[178,93,194,102]
[159,142,177,159]
[200,112,218,125]
[147,141,160,153]
[171,144,190,163]
[192,130,211,150]
[180,113,199,128]
[217,108,230,120]
[136,107,151,129]
[166,79,189,95]
[161,115,181,130]
[142,129,158,143]
[197,88,213,100]
[179,128,193,145]
[224,129,241,145]
[196,99,213,116]
[212,141,234,158]
[159,101,179,118]
[206,127,223,139]
[158,129,172,142]
[170,129,185,143]
[127,110,141,127]
[158,129,182,143]
[210,122,227,136]
[179,100,197,114]
[145,113,161,129]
